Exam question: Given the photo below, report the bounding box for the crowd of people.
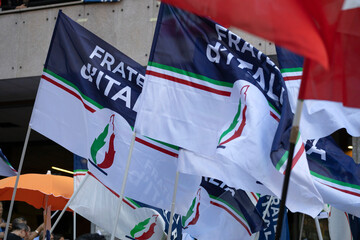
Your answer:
[0,202,65,240]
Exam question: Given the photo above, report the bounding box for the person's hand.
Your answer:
[15,4,27,9]
[0,221,10,229]
[36,223,44,233]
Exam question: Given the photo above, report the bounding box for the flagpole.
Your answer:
[166,171,180,240]
[73,173,76,240]
[43,195,49,240]
[298,214,305,240]
[51,173,90,233]
[73,213,76,240]
[110,131,136,240]
[275,99,304,240]
[314,217,323,240]
[4,125,32,240]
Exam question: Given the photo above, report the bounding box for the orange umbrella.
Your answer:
[0,173,73,211]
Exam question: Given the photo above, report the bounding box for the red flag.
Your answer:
[300,0,360,108]
[161,0,328,67]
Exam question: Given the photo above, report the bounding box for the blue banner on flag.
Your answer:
[151,4,285,113]
[305,136,360,194]
[256,196,290,240]
[276,47,304,69]
[73,154,88,172]
[45,11,145,127]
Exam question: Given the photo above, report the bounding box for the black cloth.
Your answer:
[6,233,23,240]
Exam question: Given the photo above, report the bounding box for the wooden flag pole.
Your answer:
[166,171,180,240]
[110,131,136,240]
[4,125,32,240]
[275,99,304,240]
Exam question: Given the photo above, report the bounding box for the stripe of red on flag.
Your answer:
[291,143,304,169]
[42,75,96,113]
[219,105,247,146]
[135,137,179,158]
[282,143,305,174]
[250,192,259,202]
[319,181,360,197]
[88,172,137,209]
[74,173,87,177]
[210,201,251,236]
[270,111,280,122]
[146,70,231,97]
[283,76,302,81]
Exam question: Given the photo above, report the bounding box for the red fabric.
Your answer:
[300,1,360,108]
[161,0,328,67]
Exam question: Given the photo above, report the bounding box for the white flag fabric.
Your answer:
[178,80,322,217]
[30,11,200,215]
[328,207,352,240]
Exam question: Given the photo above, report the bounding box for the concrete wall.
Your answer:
[0,0,275,80]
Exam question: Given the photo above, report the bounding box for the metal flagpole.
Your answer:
[4,125,32,240]
[73,172,76,240]
[51,210,59,219]
[166,171,180,240]
[73,212,76,240]
[298,214,305,240]
[275,99,304,240]
[314,217,323,240]
[51,173,90,233]
[110,131,136,240]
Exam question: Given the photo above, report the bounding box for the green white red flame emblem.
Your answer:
[90,114,116,169]
[182,188,201,229]
[130,214,159,240]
